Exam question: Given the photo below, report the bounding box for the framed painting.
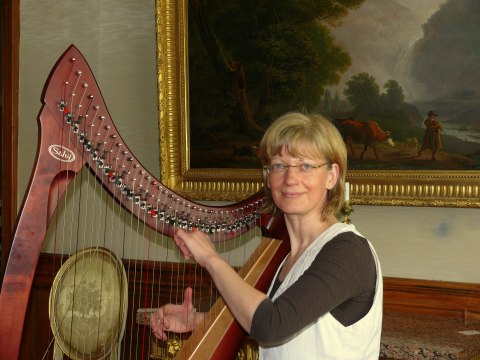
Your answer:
[155,0,480,207]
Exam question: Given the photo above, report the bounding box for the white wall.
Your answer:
[19,0,159,202]
[18,0,164,261]
[354,205,480,284]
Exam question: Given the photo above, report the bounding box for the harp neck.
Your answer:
[0,45,287,359]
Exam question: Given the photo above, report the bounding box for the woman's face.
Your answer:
[267,147,338,219]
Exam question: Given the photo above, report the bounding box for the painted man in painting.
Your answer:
[418,110,442,161]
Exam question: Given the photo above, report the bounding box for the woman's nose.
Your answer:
[284,166,300,181]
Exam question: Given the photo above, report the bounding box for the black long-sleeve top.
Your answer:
[250,231,377,345]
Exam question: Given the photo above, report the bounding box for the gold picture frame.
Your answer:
[155,0,480,207]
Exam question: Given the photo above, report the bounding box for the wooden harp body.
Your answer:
[0,45,289,359]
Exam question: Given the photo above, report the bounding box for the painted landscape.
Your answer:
[188,0,480,171]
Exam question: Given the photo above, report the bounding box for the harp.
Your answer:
[0,45,289,359]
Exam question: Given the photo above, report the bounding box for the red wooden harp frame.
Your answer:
[0,45,289,359]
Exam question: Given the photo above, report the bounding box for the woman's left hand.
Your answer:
[150,287,197,340]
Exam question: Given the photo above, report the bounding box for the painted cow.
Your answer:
[335,118,394,159]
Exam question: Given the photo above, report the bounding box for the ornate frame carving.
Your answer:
[155,0,480,207]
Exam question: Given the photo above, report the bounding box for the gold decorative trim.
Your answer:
[350,170,480,207]
[155,0,480,207]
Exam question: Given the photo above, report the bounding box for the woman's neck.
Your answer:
[285,214,338,258]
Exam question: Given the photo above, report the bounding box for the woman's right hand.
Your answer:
[174,228,220,267]
[150,287,198,341]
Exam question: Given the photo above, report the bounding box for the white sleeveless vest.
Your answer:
[259,223,383,360]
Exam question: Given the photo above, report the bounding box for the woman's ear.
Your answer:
[263,169,271,188]
[327,163,340,189]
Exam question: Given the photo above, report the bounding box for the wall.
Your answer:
[18,0,480,283]
[354,205,480,284]
[19,0,159,199]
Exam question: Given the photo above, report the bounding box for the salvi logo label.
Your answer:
[48,145,76,162]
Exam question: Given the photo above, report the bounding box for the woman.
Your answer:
[151,112,383,359]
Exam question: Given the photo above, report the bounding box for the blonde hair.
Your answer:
[257,112,347,219]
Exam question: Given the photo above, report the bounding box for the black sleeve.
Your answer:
[250,231,376,345]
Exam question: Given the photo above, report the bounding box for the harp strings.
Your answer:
[38,49,266,359]
[41,64,128,358]
[43,168,261,359]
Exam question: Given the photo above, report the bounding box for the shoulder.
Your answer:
[317,231,375,269]
[306,230,376,295]
[325,230,370,250]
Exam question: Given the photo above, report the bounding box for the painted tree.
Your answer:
[324,89,332,114]
[332,91,340,114]
[188,0,364,132]
[381,80,405,112]
[343,72,380,115]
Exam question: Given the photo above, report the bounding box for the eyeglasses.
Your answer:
[264,162,330,175]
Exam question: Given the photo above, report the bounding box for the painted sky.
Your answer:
[400,0,447,24]
[328,0,449,102]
